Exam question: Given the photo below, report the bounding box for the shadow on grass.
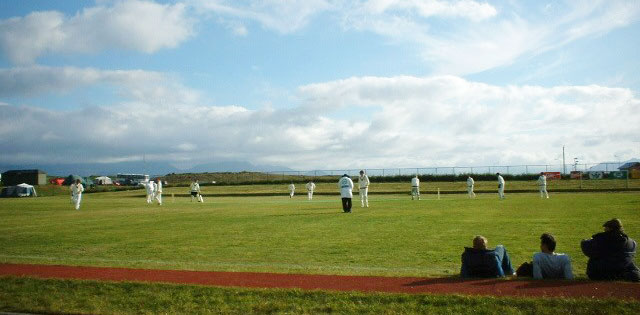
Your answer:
[267,211,343,217]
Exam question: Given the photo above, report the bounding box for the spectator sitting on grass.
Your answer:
[533,233,573,279]
[461,235,515,278]
[581,218,640,282]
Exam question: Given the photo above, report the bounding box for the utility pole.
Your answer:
[562,146,566,175]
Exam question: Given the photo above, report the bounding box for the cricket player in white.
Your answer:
[145,181,155,204]
[467,176,476,198]
[154,179,163,205]
[306,181,316,200]
[70,179,84,210]
[411,175,420,200]
[288,183,295,198]
[338,174,354,212]
[538,172,549,199]
[358,170,370,207]
[190,179,203,202]
[497,173,505,199]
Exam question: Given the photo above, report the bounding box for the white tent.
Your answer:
[94,176,113,185]
[1,183,37,197]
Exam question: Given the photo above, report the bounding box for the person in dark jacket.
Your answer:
[581,218,640,282]
[461,235,515,278]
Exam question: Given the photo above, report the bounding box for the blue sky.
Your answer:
[1,0,639,170]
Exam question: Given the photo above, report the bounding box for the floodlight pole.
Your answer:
[562,146,566,175]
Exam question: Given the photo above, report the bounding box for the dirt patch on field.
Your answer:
[1,263,638,300]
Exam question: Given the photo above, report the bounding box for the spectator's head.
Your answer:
[603,218,623,232]
[540,172,544,175]
[75,179,81,184]
[540,233,556,253]
[473,235,488,250]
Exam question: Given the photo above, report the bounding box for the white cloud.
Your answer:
[0,65,200,104]
[0,0,194,64]
[343,0,640,75]
[191,0,334,34]
[1,72,638,169]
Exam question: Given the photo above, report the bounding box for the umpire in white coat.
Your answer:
[154,178,163,205]
[338,174,354,213]
[145,181,155,204]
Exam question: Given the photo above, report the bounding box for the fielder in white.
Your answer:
[288,183,295,198]
[154,178,163,205]
[70,179,84,210]
[190,179,204,202]
[538,172,549,199]
[358,170,370,207]
[306,181,316,200]
[467,176,476,198]
[497,173,506,199]
[411,175,420,200]
[144,180,155,204]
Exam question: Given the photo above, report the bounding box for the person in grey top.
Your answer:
[533,233,573,279]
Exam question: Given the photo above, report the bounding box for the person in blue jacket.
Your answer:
[461,235,515,278]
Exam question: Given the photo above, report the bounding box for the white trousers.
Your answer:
[146,193,153,204]
[154,192,162,205]
[539,185,549,198]
[411,187,420,200]
[360,187,369,207]
[467,186,476,198]
[498,185,505,199]
[72,194,82,210]
[308,190,314,200]
[289,190,295,197]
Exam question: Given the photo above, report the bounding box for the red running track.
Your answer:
[1,263,638,300]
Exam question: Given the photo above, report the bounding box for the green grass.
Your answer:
[1,190,638,277]
[1,276,638,314]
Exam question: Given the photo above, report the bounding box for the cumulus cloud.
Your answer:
[0,0,194,64]
[1,71,638,169]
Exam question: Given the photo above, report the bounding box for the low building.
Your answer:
[619,162,640,179]
[1,169,48,186]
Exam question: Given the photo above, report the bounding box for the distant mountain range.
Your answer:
[0,161,293,177]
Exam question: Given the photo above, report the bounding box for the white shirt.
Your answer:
[538,175,547,186]
[306,182,316,191]
[411,177,420,187]
[338,176,354,198]
[190,182,201,192]
[288,184,295,191]
[358,175,370,189]
[497,175,505,186]
[467,177,474,187]
[155,181,162,193]
[70,183,84,196]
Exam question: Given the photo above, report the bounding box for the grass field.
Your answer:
[1,189,639,313]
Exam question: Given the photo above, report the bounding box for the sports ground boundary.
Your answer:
[1,263,638,300]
